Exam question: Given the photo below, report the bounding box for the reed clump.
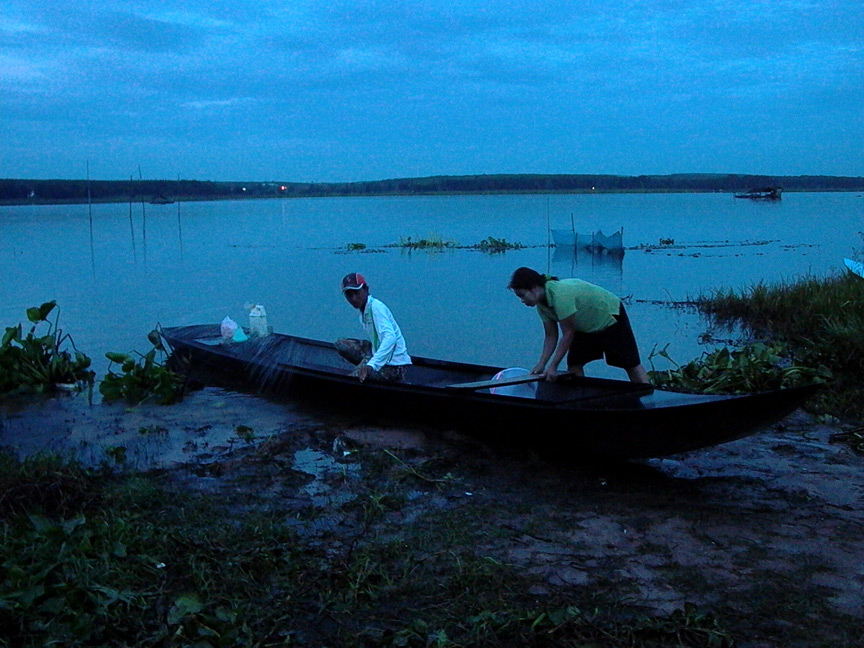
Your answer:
[394,233,457,250]
[697,272,864,420]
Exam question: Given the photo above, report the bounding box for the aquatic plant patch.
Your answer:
[0,301,95,396]
[392,232,458,250]
[648,342,831,394]
[99,330,185,405]
[470,236,526,253]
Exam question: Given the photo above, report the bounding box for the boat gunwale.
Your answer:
[162,325,815,412]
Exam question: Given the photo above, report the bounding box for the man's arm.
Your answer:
[531,320,559,374]
[365,304,399,372]
[543,315,576,380]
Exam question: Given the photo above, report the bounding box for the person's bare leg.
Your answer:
[626,364,650,384]
[567,365,585,377]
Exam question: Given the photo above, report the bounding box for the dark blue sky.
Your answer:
[3,0,862,181]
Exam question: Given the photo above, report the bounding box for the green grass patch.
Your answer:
[693,272,864,421]
[0,448,741,648]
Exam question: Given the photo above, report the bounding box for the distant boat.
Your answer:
[734,187,782,200]
[149,195,175,205]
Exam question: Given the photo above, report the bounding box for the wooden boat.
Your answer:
[162,325,817,460]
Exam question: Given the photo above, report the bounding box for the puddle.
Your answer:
[0,387,314,471]
[292,447,360,507]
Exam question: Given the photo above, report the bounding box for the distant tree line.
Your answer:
[1,173,863,205]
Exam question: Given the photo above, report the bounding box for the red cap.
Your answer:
[341,272,367,292]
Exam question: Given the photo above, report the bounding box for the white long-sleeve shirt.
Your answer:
[360,295,412,371]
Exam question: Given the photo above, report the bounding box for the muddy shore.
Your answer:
[2,388,862,646]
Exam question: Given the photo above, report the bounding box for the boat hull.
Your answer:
[162,325,817,460]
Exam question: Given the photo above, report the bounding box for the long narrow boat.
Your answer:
[162,325,817,460]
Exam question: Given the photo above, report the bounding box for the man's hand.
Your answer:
[543,367,560,382]
[355,363,371,382]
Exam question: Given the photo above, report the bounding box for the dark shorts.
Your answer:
[566,303,642,370]
[334,338,407,382]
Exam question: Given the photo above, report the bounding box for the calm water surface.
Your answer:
[2,192,861,384]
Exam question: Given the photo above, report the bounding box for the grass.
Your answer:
[694,272,864,424]
[0,448,740,648]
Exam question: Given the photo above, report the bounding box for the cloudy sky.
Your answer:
[2,0,862,182]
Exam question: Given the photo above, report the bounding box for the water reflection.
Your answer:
[551,246,624,290]
[552,245,624,268]
[128,198,138,263]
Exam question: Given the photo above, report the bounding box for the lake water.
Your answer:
[1,192,861,384]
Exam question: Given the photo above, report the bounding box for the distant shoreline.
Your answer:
[2,173,863,206]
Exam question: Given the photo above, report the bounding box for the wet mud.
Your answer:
[2,390,862,646]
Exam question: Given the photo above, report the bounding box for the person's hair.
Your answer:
[508,267,556,290]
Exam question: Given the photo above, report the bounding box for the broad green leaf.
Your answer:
[2,325,21,346]
[39,301,57,320]
[168,593,204,625]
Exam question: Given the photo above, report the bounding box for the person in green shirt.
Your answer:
[508,266,649,384]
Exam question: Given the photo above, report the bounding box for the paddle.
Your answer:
[447,371,571,390]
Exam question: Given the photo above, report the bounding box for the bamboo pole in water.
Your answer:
[546,196,551,273]
[87,160,95,275]
[128,175,137,261]
[176,174,184,257]
[138,165,146,261]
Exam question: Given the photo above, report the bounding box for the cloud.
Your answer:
[2,0,863,180]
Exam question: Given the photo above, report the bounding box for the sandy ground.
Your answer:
[2,388,863,646]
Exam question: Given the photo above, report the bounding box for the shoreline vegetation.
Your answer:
[2,273,863,645]
[2,173,864,205]
[695,271,864,427]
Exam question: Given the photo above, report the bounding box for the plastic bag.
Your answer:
[221,316,238,341]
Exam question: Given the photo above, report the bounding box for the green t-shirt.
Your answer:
[537,279,620,333]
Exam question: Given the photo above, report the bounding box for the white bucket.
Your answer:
[248,304,269,337]
[489,367,537,398]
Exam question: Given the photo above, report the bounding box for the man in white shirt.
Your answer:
[335,272,412,382]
